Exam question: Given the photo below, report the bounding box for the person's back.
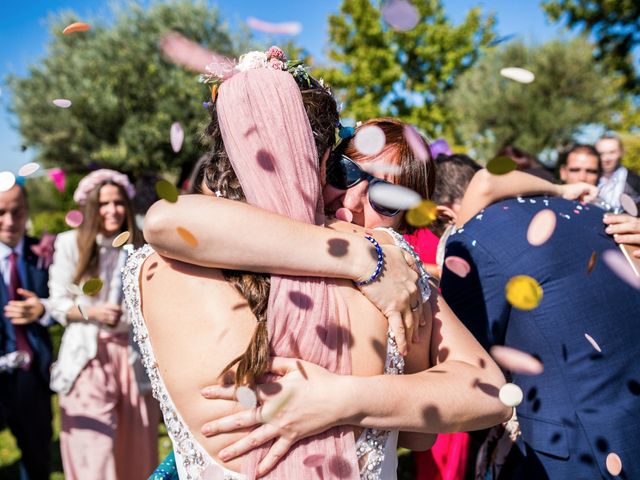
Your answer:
[441,196,640,478]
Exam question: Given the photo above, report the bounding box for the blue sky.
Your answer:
[0,0,568,173]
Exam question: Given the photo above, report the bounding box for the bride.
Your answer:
[124,59,445,478]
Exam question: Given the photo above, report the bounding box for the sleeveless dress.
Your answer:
[123,236,430,479]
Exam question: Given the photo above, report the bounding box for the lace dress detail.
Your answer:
[123,244,415,479]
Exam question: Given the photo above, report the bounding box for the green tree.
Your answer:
[7,0,237,178]
[447,38,624,162]
[318,0,495,136]
[543,0,640,93]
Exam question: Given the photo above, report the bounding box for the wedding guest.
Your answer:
[48,169,159,480]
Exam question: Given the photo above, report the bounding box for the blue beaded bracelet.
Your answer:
[354,235,384,287]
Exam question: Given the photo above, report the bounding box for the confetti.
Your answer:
[335,208,353,223]
[82,278,103,296]
[490,345,544,375]
[52,99,72,108]
[65,210,84,228]
[406,199,437,227]
[381,0,420,31]
[369,182,422,211]
[444,256,471,278]
[606,452,623,476]
[17,162,40,177]
[112,231,131,248]
[160,32,232,75]
[403,124,429,162]
[235,386,257,409]
[176,227,198,247]
[498,383,523,407]
[500,67,535,84]
[246,17,302,35]
[0,171,16,192]
[526,209,556,246]
[602,249,640,288]
[48,168,66,192]
[486,156,517,175]
[360,161,403,176]
[303,453,326,468]
[155,179,179,203]
[620,193,638,217]
[354,125,386,156]
[170,122,184,153]
[584,333,602,353]
[66,284,83,296]
[77,303,89,321]
[63,22,91,34]
[262,389,296,423]
[505,275,543,310]
[587,251,597,274]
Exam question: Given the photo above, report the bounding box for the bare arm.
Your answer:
[456,169,598,227]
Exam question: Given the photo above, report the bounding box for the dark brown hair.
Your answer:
[202,82,339,386]
[74,181,143,284]
[342,118,435,233]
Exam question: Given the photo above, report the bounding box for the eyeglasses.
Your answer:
[326,152,401,217]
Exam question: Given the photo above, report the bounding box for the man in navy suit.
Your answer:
[441,194,640,479]
[0,183,53,479]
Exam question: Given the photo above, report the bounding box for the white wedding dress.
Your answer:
[123,231,429,480]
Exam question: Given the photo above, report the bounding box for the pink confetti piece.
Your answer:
[0,171,16,192]
[63,22,91,34]
[52,99,72,108]
[490,345,544,375]
[360,161,403,176]
[403,124,429,162]
[303,454,326,468]
[335,208,353,223]
[620,193,638,217]
[368,182,422,210]
[444,256,471,278]
[354,125,386,156]
[235,386,257,409]
[602,249,640,289]
[170,122,184,153]
[584,333,601,353]
[381,0,420,31]
[606,452,622,476]
[65,210,84,228]
[526,209,556,246]
[48,168,66,192]
[246,17,302,35]
[17,162,40,177]
[160,32,232,75]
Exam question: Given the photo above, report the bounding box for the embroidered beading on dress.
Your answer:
[123,245,243,480]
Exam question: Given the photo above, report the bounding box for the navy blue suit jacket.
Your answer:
[441,197,640,479]
[0,236,52,386]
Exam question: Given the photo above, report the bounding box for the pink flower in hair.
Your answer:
[73,169,136,206]
[266,46,286,61]
[268,58,285,70]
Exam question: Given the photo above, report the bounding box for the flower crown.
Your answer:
[199,46,315,104]
[73,169,135,206]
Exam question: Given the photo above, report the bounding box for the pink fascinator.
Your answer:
[73,169,136,206]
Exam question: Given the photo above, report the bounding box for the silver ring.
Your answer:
[411,301,420,312]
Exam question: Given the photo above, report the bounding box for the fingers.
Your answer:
[613,234,640,246]
[257,437,295,477]
[218,423,280,462]
[201,384,236,400]
[201,409,261,437]
[605,222,640,236]
[16,288,37,299]
[387,311,407,355]
[603,213,637,225]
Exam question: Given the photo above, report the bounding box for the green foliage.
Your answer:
[621,132,640,174]
[543,0,640,93]
[318,0,495,136]
[7,0,237,177]
[447,38,624,162]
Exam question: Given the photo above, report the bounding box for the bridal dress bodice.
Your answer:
[123,239,428,479]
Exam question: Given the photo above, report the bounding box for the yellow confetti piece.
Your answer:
[587,251,597,274]
[505,275,543,310]
[82,278,103,296]
[112,231,130,248]
[176,227,198,247]
[155,179,178,203]
[406,199,437,227]
[486,156,517,175]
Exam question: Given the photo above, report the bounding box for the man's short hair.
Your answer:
[432,154,482,205]
[597,132,624,151]
[557,144,601,169]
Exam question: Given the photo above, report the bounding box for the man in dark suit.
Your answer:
[441,195,640,479]
[0,183,53,479]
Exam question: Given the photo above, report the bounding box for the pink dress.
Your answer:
[403,228,470,480]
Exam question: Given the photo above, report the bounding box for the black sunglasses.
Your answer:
[326,152,401,217]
